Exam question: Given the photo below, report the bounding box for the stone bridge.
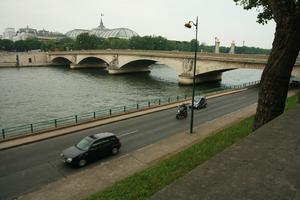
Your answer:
[48,50,300,85]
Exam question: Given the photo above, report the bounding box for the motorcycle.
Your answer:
[176,104,188,119]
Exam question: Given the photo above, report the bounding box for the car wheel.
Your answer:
[112,147,119,155]
[78,159,87,167]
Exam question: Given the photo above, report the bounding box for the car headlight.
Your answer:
[66,158,73,163]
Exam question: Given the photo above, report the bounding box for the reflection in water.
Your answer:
[0,65,261,127]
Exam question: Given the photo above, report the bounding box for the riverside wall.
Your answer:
[0,52,50,67]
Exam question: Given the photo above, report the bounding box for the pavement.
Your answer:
[5,88,298,200]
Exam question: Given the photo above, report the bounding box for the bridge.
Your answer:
[48,50,300,85]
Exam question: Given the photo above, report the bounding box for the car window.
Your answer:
[194,96,201,103]
[76,136,94,151]
[101,139,111,144]
[109,136,118,142]
[92,138,111,147]
[91,140,102,147]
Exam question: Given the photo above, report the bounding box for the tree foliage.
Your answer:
[1,33,270,54]
[75,33,99,50]
[233,0,273,24]
[0,39,14,51]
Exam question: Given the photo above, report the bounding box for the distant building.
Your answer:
[66,18,138,40]
[65,29,89,39]
[0,35,2,39]
[3,28,16,40]
[13,26,37,41]
[12,26,65,41]
[36,29,65,41]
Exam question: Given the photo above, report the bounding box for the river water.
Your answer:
[0,65,262,128]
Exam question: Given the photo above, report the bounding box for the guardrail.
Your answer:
[221,80,260,89]
[0,81,260,141]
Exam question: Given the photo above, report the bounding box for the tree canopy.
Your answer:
[233,0,273,24]
[0,34,270,55]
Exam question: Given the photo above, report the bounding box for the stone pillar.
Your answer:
[229,41,235,54]
[178,72,223,85]
[214,37,220,54]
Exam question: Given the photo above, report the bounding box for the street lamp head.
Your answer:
[184,22,192,28]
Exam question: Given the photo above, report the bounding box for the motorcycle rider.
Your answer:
[176,103,188,119]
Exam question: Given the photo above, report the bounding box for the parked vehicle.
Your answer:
[176,104,188,119]
[189,96,207,109]
[61,132,121,167]
[289,80,300,88]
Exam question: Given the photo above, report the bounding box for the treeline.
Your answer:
[0,33,270,55]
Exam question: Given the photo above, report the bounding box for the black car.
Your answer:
[61,132,121,167]
[289,80,300,88]
[189,96,207,109]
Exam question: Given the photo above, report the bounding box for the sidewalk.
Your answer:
[151,100,300,199]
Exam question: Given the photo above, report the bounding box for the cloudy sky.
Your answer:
[0,0,275,48]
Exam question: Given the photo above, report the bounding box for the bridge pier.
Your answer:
[70,63,108,69]
[107,66,150,74]
[178,72,222,85]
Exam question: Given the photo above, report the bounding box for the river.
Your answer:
[0,65,262,128]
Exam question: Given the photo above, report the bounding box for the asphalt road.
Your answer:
[0,88,258,200]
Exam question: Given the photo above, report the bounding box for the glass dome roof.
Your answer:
[66,18,138,40]
[90,27,138,39]
[66,29,89,39]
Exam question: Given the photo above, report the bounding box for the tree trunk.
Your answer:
[253,15,300,130]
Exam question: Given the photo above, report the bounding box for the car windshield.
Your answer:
[76,136,94,151]
[194,96,202,103]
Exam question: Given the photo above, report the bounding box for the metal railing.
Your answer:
[221,80,260,89]
[0,81,260,141]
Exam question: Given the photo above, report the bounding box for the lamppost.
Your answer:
[185,16,198,134]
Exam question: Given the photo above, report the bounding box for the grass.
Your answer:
[285,92,299,110]
[86,93,299,200]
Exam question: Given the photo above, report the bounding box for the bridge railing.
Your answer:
[0,81,260,141]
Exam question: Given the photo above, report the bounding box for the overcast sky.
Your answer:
[0,0,276,48]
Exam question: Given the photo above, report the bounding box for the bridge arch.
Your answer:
[51,57,73,65]
[76,56,110,65]
[120,59,157,69]
[78,56,109,66]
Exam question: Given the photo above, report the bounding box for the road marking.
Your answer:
[119,130,139,138]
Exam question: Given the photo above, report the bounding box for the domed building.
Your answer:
[66,18,139,40]
[65,29,89,39]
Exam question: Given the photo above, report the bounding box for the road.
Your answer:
[0,88,258,200]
